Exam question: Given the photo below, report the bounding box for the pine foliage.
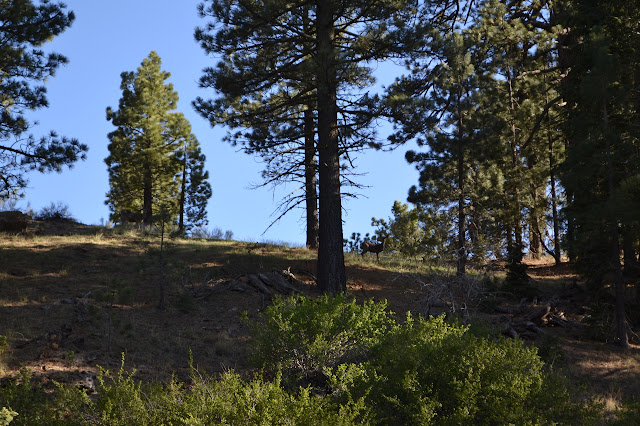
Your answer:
[0,0,87,199]
[105,52,210,226]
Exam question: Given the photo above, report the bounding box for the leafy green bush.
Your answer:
[0,368,86,425]
[0,407,18,426]
[250,295,599,425]
[613,400,640,425]
[246,294,396,388]
[71,355,366,425]
[363,314,587,424]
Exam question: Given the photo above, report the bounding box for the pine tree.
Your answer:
[194,3,320,248]
[388,24,492,275]
[194,3,387,251]
[105,51,194,225]
[372,200,453,260]
[473,0,565,280]
[558,0,640,348]
[387,0,568,273]
[195,0,413,293]
[178,134,212,232]
[0,0,87,199]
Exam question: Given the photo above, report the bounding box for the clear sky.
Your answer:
[21,0,420,246]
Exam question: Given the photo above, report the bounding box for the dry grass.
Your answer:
[0,223,317,385]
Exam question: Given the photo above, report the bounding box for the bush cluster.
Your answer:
[246,294,395,389]
[249,295,599,425]
[0,296,605,424]
[190,226,233,240]
[33,202,73,221]
[0,360,363,425]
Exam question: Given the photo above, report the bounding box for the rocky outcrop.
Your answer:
[0,210,30,233]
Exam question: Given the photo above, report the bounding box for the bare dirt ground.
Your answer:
[1,219,638,407]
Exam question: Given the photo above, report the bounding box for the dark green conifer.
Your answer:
[178,134,212,232]
[195,0,414,293]
[0,0,87,198]
[105,52,208,226]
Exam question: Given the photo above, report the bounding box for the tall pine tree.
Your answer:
[105,52,208,226]
[0,0,87,199]
[387,21,493,275]
[178,134,212,232]
[195,0,414,293]
[558,0,640,347]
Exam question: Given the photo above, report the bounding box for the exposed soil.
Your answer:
[1,219,638,404]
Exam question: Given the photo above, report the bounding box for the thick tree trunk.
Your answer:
[507,74,523,260]
[304,107,319,250]
[456,87,466,276]
[549,133,562,265]
[143,167,153,225]
[554,5,576,263]
[178,154,187,233]
[529,222,541,260]
[622,223,639,276]
[316,0,346,294]
[544,72,562,265]
[604,95,628,348]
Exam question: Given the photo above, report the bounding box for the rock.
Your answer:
[0,210,30,233]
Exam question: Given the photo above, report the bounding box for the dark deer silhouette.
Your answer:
[120,209,144,223]
[361,236,387,262]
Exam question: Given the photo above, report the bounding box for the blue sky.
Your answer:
[21,0,420,246]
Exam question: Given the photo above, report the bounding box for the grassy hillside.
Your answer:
[0,219,639,422]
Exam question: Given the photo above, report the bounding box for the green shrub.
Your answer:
[247,294,396,389]
[0,295,601,425]
[172,370,366,425]
[249,295,599,425]
[613,400,640,425]
[76,355,366,425]
[0,407,18,426]
[0,368,86,425]
[368,315,551,423]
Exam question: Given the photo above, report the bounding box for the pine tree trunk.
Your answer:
[604,94,628,348]
[529,220,541,260]
[143,166,153,225]
[555,6,575,263]
[527,179,542,260]
[549,131,562,265]
[543,70,562,265]
[456,87,466,276]
[316,0,346,294]
[507,74,523,260]
[622,223,639,276]
[304,107,319,250]
[178,153,187,233]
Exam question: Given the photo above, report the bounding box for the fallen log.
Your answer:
[258,272,300,294]
[495,305,519,314]
[247,274,273,296]
[525,305,551,323]
[290,269,317,284]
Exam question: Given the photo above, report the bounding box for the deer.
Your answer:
[361,236,387,262]
[119,209,144,224]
